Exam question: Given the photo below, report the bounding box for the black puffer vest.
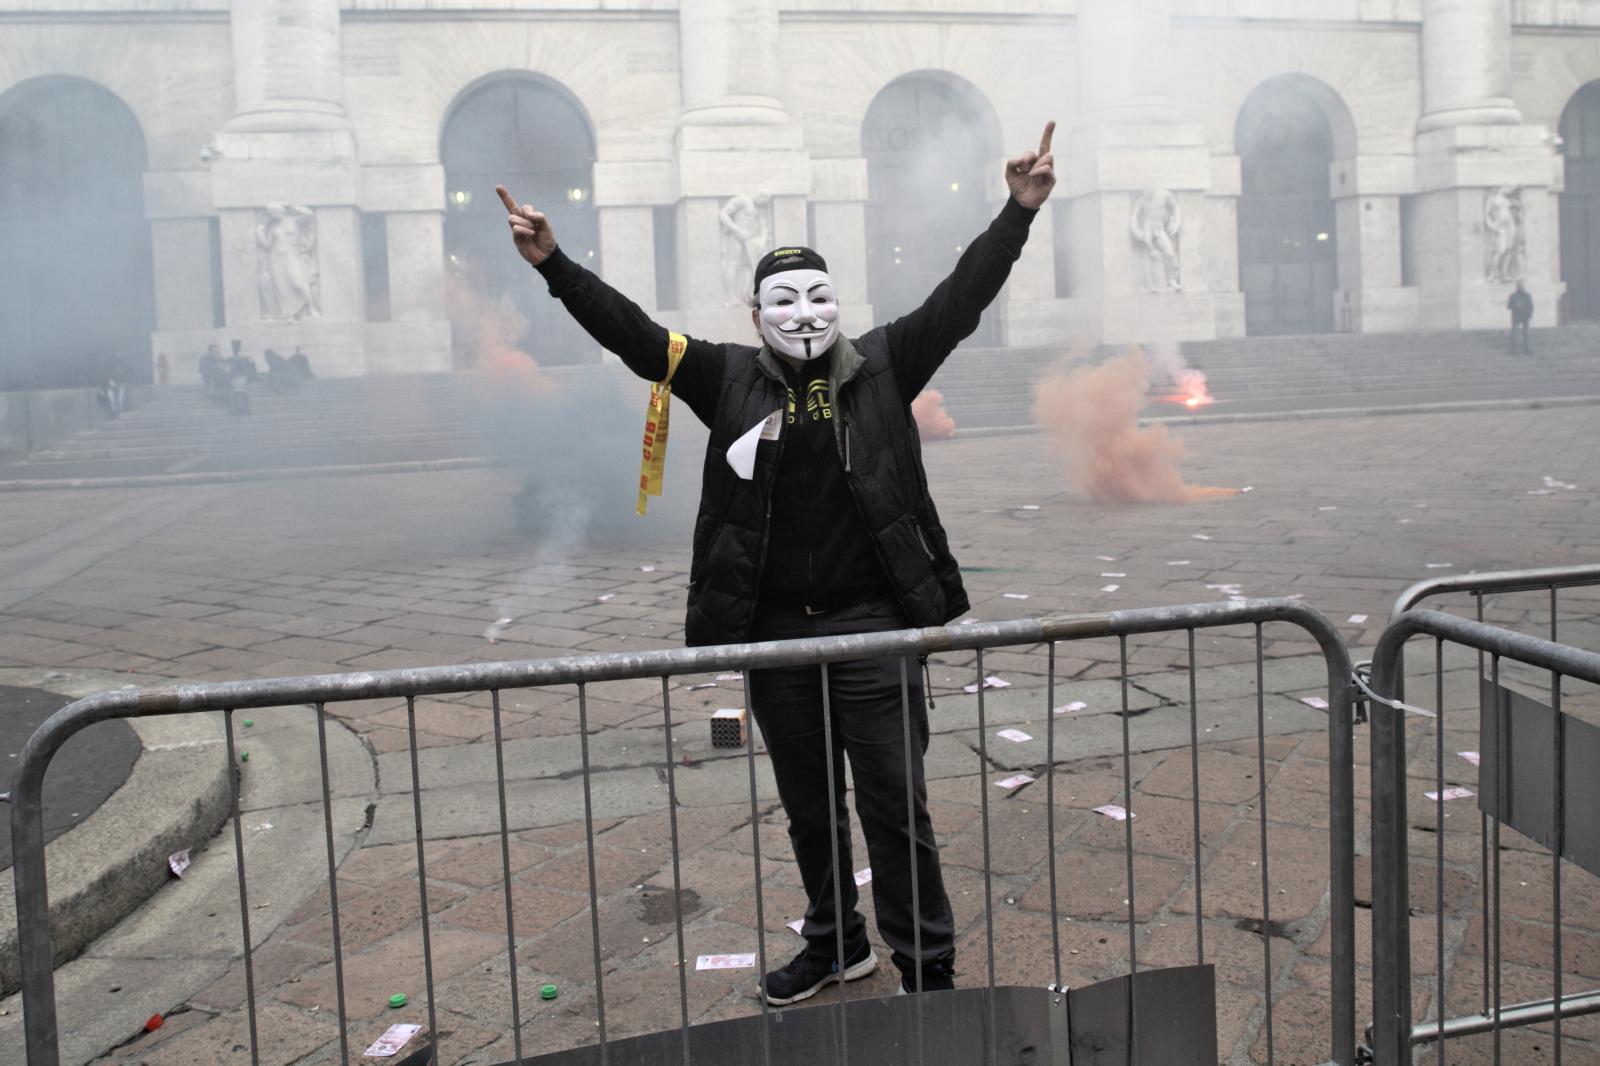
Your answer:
[685,331,967,647]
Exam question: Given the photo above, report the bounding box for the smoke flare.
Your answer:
[911,389,957,440]
[1031,348,1237,504]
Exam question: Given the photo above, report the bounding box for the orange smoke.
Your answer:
[444,269,550,399]
[911,389,957,441]
[1031,348,1238,504]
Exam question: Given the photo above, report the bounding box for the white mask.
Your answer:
[757,269,840,361]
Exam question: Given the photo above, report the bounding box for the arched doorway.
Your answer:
[0,77,153,389]
[1235,77,1347,336]
[441,75,598,366]
[863,73,1000,345]
[1560,82,1600,322]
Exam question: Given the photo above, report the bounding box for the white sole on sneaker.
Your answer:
[764,949,878,1006]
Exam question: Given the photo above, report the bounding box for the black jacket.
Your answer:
[534,197,1037,645]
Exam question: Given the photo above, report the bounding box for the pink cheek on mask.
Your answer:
[761,307,794,326]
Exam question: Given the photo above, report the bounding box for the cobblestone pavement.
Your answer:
[3,406,1599,1065]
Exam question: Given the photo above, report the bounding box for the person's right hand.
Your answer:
[496,185,558,266]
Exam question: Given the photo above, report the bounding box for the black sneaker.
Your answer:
[897,965,955,995]
[763,942,877,1005]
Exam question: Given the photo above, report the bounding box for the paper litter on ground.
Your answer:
[1093,804,1134,821]
[1017,504,1041,510]
[595,594,615,602]
[1003,592,1030,600]
[686,682,717,691]
[997,728,1033,743]
[1300,696,1330,710]
[1191,534,1212,541]
[963,675,1010,694]
[1167,560,1190,566]
[787,918,805,935]
[1055,700,1087,714]
[1425,787,1474,802]
[364,1024,421,1058]
[1100,584,1120,593]
[168,849,191,878]
[1100,572,1126,578]
[1425,563,1453,569]
[1347,614,1368,624]
[640,565,656,572]
[1095,555,1118,562]
[1459,751,1481,767]
[853,867,872,887]
[697,954,757,970]
[1241,486,1254,492]
[995,774,1035,791]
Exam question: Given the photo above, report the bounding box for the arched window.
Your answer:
[1560,81,1600,322]
[863,73,1001,344]
[1235,77,1350,336]
[441,76,598,366]
[0,77,153,388]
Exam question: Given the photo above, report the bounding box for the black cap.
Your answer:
[753,246,829,294]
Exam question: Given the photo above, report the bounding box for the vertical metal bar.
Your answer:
[1491,656,1504,1066]
[742,670,773,1066]
[315,703,351,1066]
[976,647,996,1066]
[900,657,925,1060]
[1476,594,1491,1019]
[658,677,693,1066]
[1254,625,1275,1066]
[1370,629,1414,1066]
[223,709,261,1066]
[489,690,524,1061]
[1186,627,1204,965]
[1550,588,1563,1066]
[1046,642,1063,990]
[405,697,440,1065]
[1119,636,1138,1066]
[819,661,849,1064]
[575,683,609,1064]
[1433,644,1445,1066]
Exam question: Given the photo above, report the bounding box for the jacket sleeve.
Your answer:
[882,197,1038,402]
[533,247,721,418]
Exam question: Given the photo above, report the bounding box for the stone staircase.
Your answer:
[930,324,1600,429]
[5,326,1598,481]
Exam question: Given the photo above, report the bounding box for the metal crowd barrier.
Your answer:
[1366,609,1600,1066]
[11,597,1357,1066]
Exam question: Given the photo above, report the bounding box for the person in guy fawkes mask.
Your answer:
[496,120,1055,1004]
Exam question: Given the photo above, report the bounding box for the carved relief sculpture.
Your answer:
[1130,188,1183,293]
[1483,185,1525,284]
[256,204,321,320]
[719,191,774,307]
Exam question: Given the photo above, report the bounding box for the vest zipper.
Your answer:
[844,418,851,472]
[913,521,935,560]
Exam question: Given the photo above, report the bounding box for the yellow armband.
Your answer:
[636,332,687,516]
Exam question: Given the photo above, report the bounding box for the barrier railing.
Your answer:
[1367,609,1600,1066]
[12,597,1357,1065]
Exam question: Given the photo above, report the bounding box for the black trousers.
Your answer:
[1510,319,1531,354]
[748,596,956,980]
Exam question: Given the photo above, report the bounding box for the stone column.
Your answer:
[209,0,374,376]
[672,0,810,340]
[1413,0,1561,329]
[1065,0,1225,345]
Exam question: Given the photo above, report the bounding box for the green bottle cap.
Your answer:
[540,984,558,1000]
[389,993,406,1009]
[242,719,254,728]
[239,751,249,763]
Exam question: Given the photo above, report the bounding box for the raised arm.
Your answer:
[497,185,719,415]
[882,122,1056,401]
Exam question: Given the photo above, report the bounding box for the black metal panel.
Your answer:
[490,970,1216,1066]
[1479,680,1600,877]
[1066,965,1217,1066]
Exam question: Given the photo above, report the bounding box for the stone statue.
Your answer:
[1130,188,1183,293]
[256,204,321,320]
[1483,185,1525,284]
[720,191,773,307]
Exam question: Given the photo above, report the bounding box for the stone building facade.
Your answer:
[1,0,1597,384]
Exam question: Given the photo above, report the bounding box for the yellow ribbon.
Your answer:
[637,332,688,516]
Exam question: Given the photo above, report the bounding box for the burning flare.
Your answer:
[1031,348,1239,504]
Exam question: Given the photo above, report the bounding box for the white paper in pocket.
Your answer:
[727,410,782,480]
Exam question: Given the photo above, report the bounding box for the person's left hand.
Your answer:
[1005,121,1056,210]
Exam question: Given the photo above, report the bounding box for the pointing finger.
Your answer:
[1038,120,1056,157]
[494,185,520,216]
